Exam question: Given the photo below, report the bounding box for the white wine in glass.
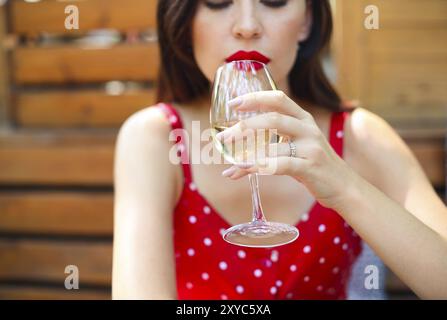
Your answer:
[210,60,299,248]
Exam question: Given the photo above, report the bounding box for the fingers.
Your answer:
[222,165,250,179]
[252,156,308,176]
[222,156,309,180]
[216,112,309,143]
[266,142,296,158]
[229,90,312,121]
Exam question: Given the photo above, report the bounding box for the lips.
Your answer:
[225,50,271,64]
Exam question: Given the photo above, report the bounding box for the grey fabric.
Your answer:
[347,241,388,300]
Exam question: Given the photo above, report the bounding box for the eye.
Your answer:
[203,0,232,10]
[261,0,288,8]
[203,0,288,10]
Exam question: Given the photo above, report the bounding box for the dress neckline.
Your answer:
[195,185,320,229]
[159,102,348,229]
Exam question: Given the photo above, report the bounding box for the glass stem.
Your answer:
[248,173,267,223]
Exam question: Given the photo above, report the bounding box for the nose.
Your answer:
[232,2,262,39]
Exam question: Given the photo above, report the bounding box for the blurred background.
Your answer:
[0,0,445,300]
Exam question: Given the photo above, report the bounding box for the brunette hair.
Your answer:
[156,0,343,111]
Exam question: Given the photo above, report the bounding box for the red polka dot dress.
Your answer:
[157,102,362,300]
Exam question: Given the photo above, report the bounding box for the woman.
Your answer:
[112,0,447,299]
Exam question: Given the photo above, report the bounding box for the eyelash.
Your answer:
[204,0,288,10]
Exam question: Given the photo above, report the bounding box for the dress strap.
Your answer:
[329,110,351,157]
[156,102,192,182]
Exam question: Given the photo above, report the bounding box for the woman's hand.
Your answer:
[216,90,357,210]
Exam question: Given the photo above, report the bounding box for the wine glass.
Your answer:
[210,60,299,248]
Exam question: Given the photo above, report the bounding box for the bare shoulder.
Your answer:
[114,104,180,201]
[117,105,171,143]
[344,107,420,193]
[345,107,415,160]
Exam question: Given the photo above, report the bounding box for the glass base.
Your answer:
[222,220,299,248]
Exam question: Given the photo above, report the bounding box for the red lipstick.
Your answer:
[225,50,271,64]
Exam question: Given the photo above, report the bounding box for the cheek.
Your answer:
[192,12,225,83]
[268,18,302,81]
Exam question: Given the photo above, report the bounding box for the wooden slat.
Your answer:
[0,129,444,186]
[366,60,447,112]
[13,43,159,84]
[0,239,112,286]
[379,107,447,128]
[0,285,110,300]
[10,0,157,35]
[0,192,113,235]
[0,4,9,127]
[368,28,447,57]
[15,89,156,128]
[374,0,447,27]
[403,139,446,188]
[0,131,115,186]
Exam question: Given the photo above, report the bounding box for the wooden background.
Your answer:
[0,0,445,299]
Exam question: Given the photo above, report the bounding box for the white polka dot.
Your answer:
[343,221,349,228]
[270,250,279,262]
[237,250,246,259]
[290,264,297,272]
[301,212,309,222]
[336,130,344,138]
[203,237,212,246]
[189,215,197,224]
[304,276,310,282]
[253,269,262,278]
[286,292,293,299]
[219,261,228,270]
[201,272,210,280]
[169,115,178,124]
[203,206,211,214]
[270,286,277,295]
[186,282,193,289]
[317,285,323,292]
[265,260,273,268]
[303,245,311,254]
[275,280,283,287]
[318,224,326,233]
[333,236,341,245]
[220,294,228,300]
[187,248,195,256]
[319,257,326,264]
[332,267,340,274]
[220,228,226,236]
[342,243,349,251]
[189,182,197,191]
[236,285,244,294]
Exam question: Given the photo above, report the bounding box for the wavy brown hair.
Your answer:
[156,0,343,112]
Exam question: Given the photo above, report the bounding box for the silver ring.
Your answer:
[288,141,297,158]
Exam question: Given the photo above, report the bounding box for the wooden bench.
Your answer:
[0,0,158,299]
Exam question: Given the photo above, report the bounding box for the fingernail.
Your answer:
[222,166,237,177]
[227,97,243,108]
